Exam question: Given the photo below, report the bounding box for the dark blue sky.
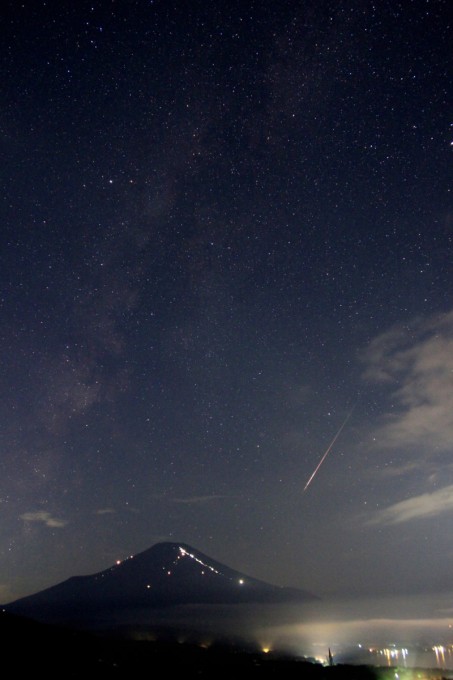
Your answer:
[0,0,452,603]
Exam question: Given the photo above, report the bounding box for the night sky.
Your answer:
[1,0,451,605]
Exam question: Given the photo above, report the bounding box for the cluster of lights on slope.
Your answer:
[90,554,136,581]
[144,546,224,585]
[178,547,245,585]
[178,547,221,574]
[105,546,247,589]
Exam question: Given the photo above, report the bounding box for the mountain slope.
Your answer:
[5,542,316,625]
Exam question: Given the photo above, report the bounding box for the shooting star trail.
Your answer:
[303,406,355,493]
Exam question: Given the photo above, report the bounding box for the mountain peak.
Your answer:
[6,541,317,627]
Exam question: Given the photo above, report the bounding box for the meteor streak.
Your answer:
[303,406,355,493]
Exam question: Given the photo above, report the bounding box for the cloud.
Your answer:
[171,494,227,505]
[95,507,116,515]
[369,485,453,525]
[150,492,228,505]
[0,584,13,602]
[20,511,67,528]
[375,461,420,478]
[362,309,453,451]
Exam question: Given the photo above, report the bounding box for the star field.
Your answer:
[0,0,451,603]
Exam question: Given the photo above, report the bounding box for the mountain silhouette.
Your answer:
[5,542,316,626]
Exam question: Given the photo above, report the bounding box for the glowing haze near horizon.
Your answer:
[0,0,452,618]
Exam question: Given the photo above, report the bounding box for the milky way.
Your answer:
[0,0,451,604]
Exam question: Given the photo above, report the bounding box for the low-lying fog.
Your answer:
[116,592,453,669]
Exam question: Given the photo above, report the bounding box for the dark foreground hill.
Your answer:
[5,542,316,628]
[0,609,381,680]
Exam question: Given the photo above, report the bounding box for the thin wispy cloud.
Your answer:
[0,584,12,602]
[171,494,227,505]
[149,492,228,505]
[369,484,453,525]
[375,461,420,478]
[20,511,67,528]
[362,309,453,451]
